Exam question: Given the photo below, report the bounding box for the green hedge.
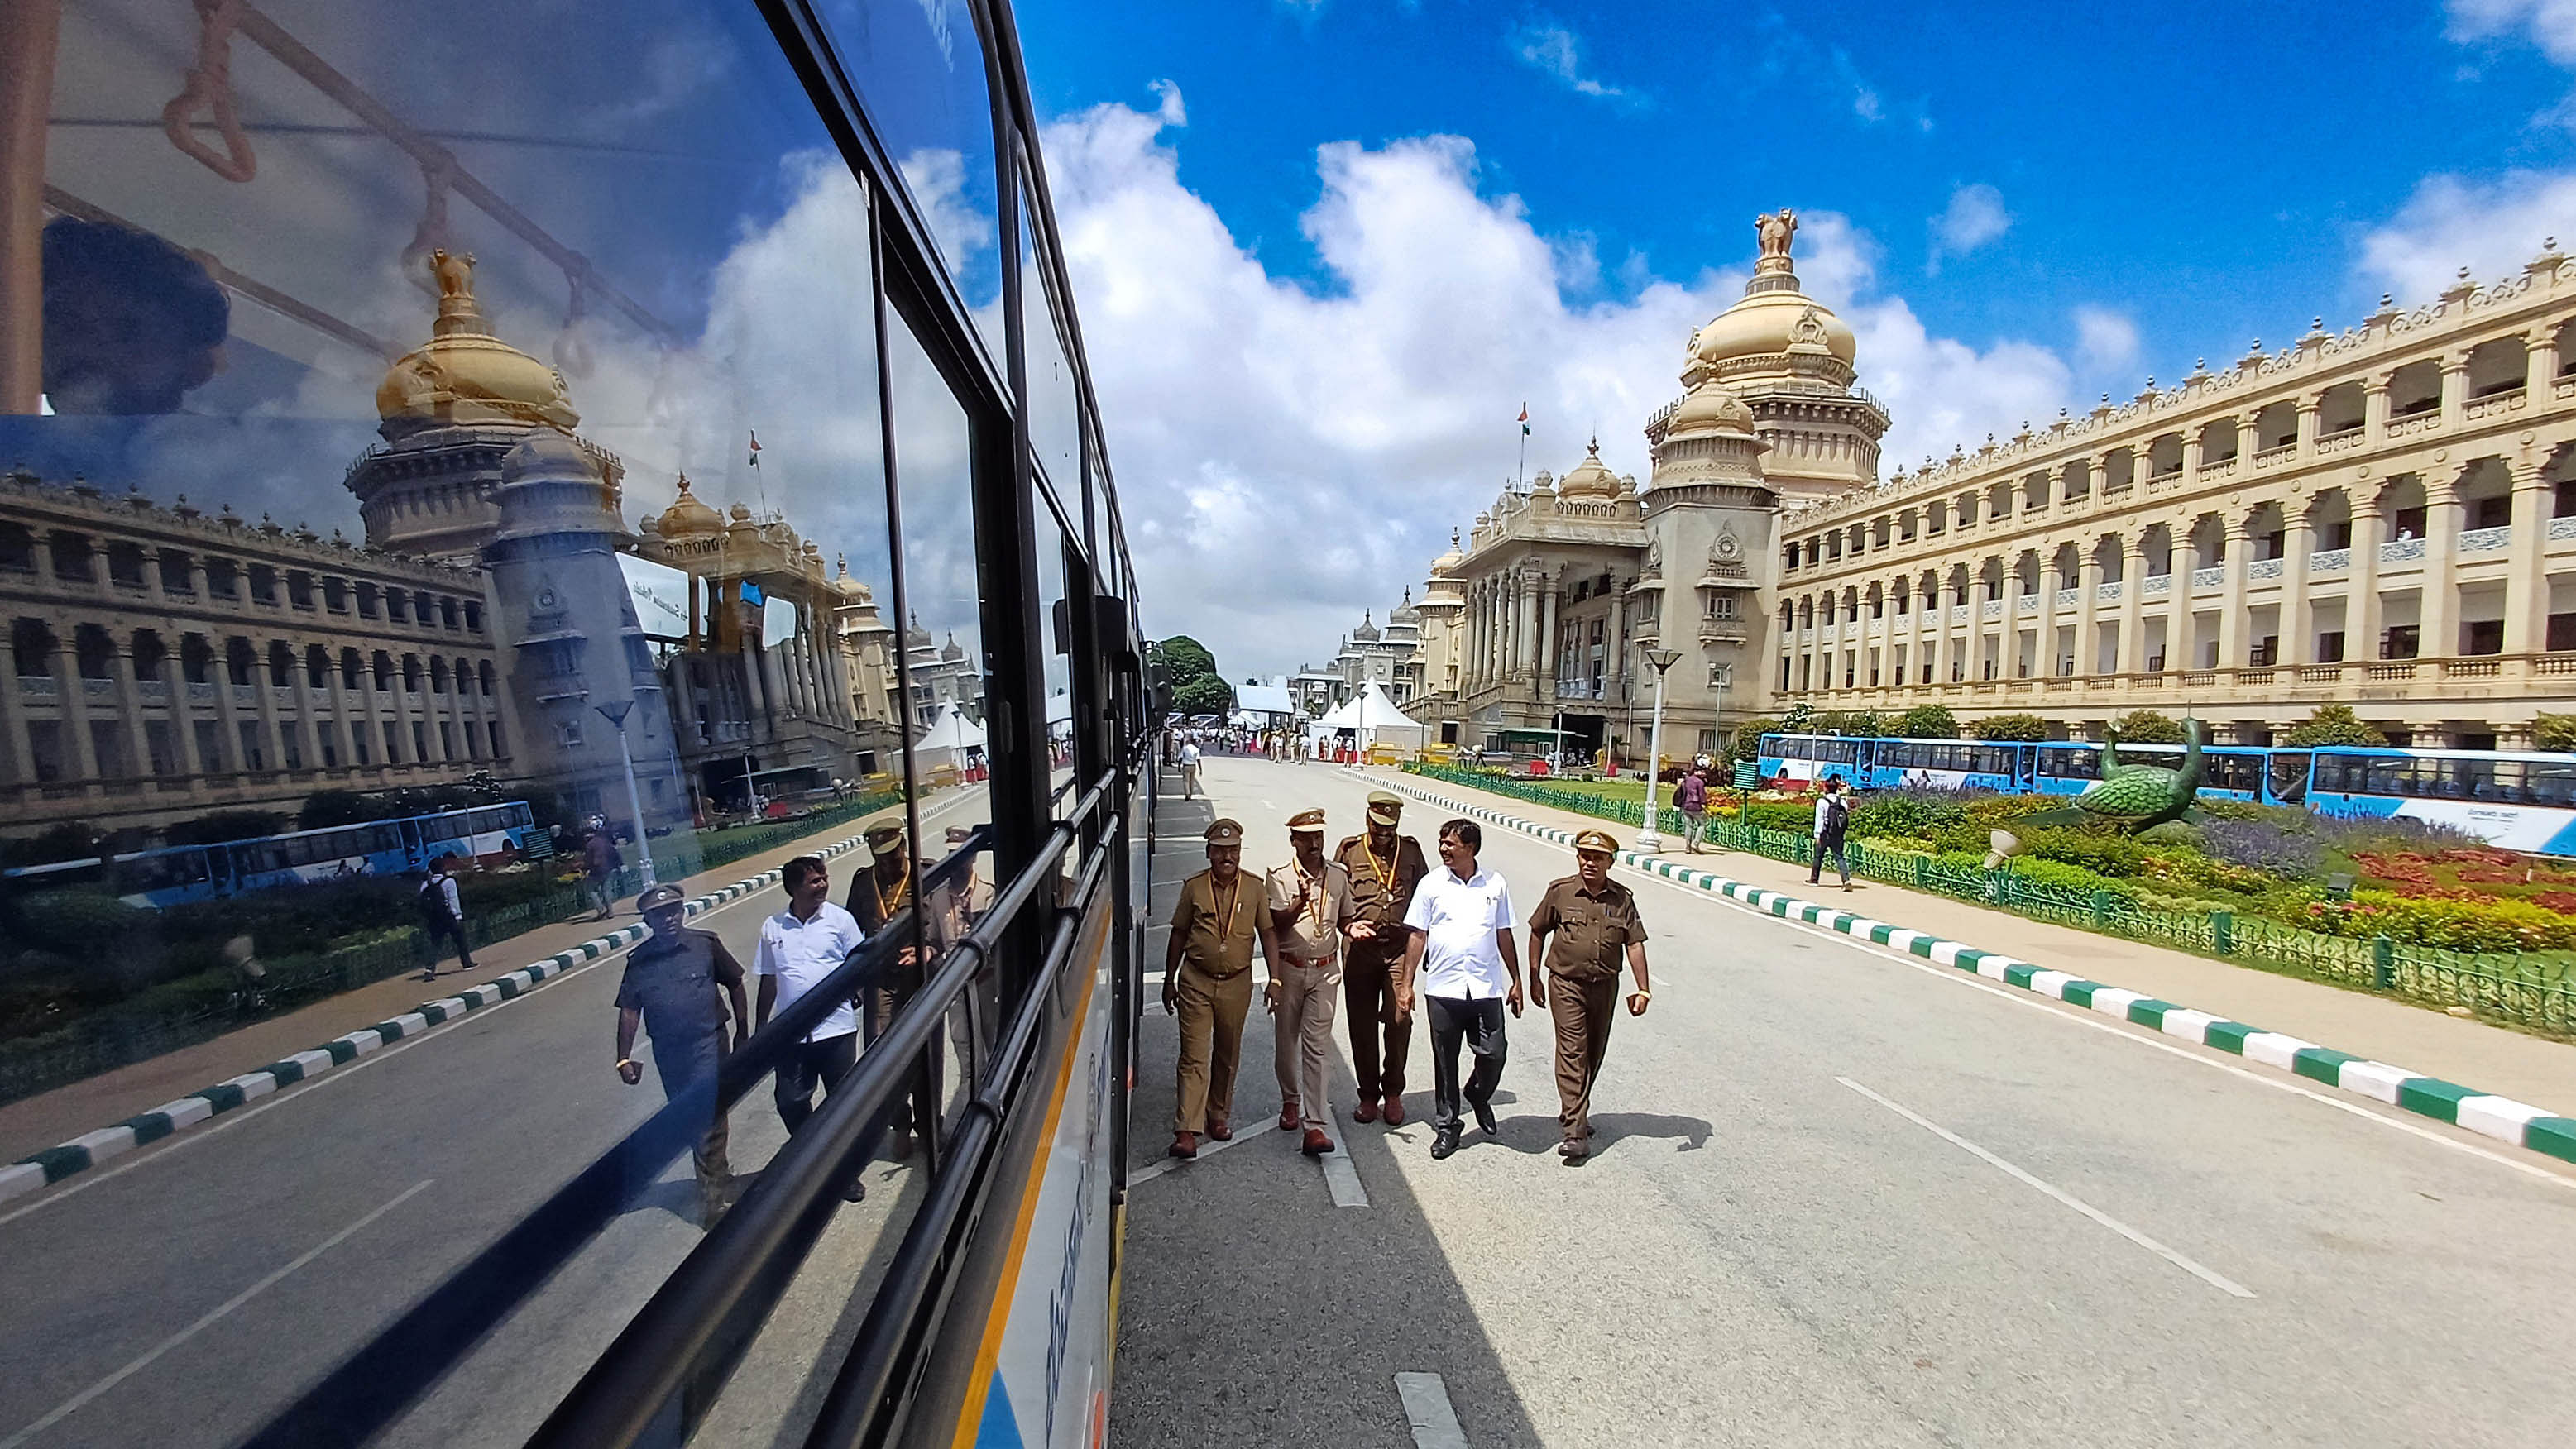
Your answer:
[1405,763,2576,1036]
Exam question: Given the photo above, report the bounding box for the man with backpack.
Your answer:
[1809,777,1854,891]
[419,853,476,981]
[583,821,622,921]
[1675,767,1710,854]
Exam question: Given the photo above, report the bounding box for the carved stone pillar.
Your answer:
[2215,519,2251,670]
[2117,542,2148,674]
[2349,503,2385,662]
[2076,553,2103,676]
[2281,509,2315,667]
[2164,530,2195,672]
[2505,460,2553,655]
[2421,473,2462,661]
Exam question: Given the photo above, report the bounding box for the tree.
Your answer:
[1730,716,1783,761]
[1153,635,1219,691]
[2109,709,2188,744]
[2282,703,2387,748]
[2535,713,2576,753]
[1896,704,1959,739]
[1817,710,1884,737]
[1970,713,2050,742]
[1172,675,1234,718]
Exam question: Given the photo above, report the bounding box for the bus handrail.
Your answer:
[523,777,1118,1447]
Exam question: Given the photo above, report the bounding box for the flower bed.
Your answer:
[1404,762,2576,1035]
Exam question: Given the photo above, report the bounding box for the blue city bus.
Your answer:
[0,802,540,908]
[1757,733,2576,854]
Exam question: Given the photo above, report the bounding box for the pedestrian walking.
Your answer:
[1161,819,1258,1159]
[1178,738,1203,799]
[846,820,927,1157]
[1676,768,1710,853]
[755,854,873,1201]
[583,823,621,921]
[1261,808,1359,1157]
[1396,818,1522,1160]
[1335,791,1429,1126]
[416,853,476,981]
[1810,776,1854,890]
[614,882,750,1227]
[1526,830,1652,1164]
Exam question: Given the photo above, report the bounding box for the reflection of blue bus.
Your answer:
[1756,734,2576,855]
[0,802,542,907]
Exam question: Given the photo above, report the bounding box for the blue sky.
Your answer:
[1011,0,2576,676]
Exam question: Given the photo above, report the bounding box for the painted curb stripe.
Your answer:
[1368,772,2576,1169]
[0,828,877,1204]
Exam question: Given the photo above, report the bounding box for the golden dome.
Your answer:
[375,251,580,428]
[1664,380,1757,439]
[1556,438,1622,497]
[1685,210,1854,372]
[657,473,724,538]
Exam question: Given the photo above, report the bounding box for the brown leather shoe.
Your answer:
[1381,1096,1406,1127]
[1301,1128,1334,1157]
[1278,1104,1302,1131]
[1351,1098,1380,1123]
[1207,1117,1233,1141]
[1168,1131,1198,1160]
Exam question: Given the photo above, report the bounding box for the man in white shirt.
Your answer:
[755,854,872,1201]
[1397,818,1523,1160]
[1179,738,1203,799]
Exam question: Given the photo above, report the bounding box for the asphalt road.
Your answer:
[1111,756,2576,1449]
[0,784,996,1449]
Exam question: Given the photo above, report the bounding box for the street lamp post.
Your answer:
[1635,646,1681,853]
[596,701,658,891]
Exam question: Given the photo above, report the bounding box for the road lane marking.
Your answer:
[1393,1372,1468,1448]
[1127,1126,1262,1185]
[1835,1076,2255,1299]
[0,790,991,1229]
[1319,1105,1369,1208]
[0,1179,434,1448]
[1601,854,2576,1192]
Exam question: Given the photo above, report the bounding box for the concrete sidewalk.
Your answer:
[0,798,926,1164]
[1354,766,2576,1120]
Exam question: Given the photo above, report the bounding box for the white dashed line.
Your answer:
[1836,1075,2255,1299]
[1319,1106,1369,1208]
[1394,1372,1469,1448]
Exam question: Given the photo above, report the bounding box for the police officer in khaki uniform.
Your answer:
[1162,819,1259,1159]
[1262,808,1362,1157]
[1336,791,1429,1126]
[1525,829,1653,1163]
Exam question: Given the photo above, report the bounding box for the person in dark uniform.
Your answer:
[1162,819,1258,1159]
[1526,830,1653,1163]
[846,819,928,1156]
[615,882,752,1226]
[1335,791,1429,1126]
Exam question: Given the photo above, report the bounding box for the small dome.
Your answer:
[1557,439,1621,497]
[376,251,579,428]
[656,473,723,538]
[1353,610,1381,642]
[728,501,754,524]
[1664,381,1757,439]
[1429,528,1465,577]
[941,632,965,662]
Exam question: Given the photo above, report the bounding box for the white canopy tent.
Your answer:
[1232,682,1295,724]
[1312,682,1426,752]
[913,704,988,771]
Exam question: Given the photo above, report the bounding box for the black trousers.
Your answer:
[1425,994,1506,1135]
[424,916,476,972]
[773,1031,859,1133]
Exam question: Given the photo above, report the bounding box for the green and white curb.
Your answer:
[0,830,877,1205]
[1364,772,2576,1169]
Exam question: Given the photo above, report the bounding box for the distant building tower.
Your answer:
[480,428,690,837]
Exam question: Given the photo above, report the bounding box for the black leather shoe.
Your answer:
[1429,1127,1461,1160]
[1471,1097,1498,1136]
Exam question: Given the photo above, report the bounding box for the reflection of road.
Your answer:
[0,784,994,1449]
[1116,758,2576,1449]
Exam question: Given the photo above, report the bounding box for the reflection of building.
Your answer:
[901,615,984,729]
[830,557,903,769]
[635,480,878,808]
[2,472,505,831]
[1411,533,1468,739]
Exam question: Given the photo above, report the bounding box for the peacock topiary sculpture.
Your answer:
[1985,718,2205,866]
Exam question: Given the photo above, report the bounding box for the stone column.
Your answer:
[2076,552,2103,676]
[2296,395,2320,457]
[2529,328,2561,397]
[2422,472,2462,661]
[210,645,247,772]
[111,646,146,777]
[2281,508,2315,667]
[0,650,30,786]
[323,654,353,768]
[2440,348,2470,429]
[1933,586,1956,685]
[2505,459,2554,655]
[2215,518,2251,669]
[2365,375,2392,441]
[2165,530,2195,672]
[1516,573,1539,681]
[53,641,99,780]
[2118,541,2148,673]
[2042,557,2071,676]
[2349,503,2385,662]
[2181,432,2204,481]
[1537,572,1559,697]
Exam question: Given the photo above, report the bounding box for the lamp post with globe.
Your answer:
[595,700,658,891]
[1635,646,1682,853]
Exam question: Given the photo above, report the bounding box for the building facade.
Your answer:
[1773,246,2576,748]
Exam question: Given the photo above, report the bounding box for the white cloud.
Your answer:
[2354,169,2576,302]
[2449,0,2576,64]
[1927,183,2009,273]
[1039,90,2077,674]
[2073,305,2140,373]
[1509,22,1636,104]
